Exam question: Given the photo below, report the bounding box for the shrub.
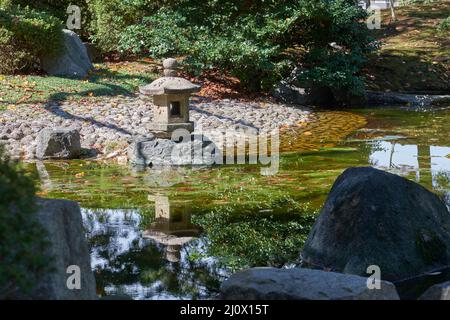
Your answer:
[116,0,376,97]
[0,5,63,74]
[0,147,50,299]
[88,0,163,53]
[0,27,33,74]
[1,0,91,39]
[438,16,450,32]
[0,0,70,16]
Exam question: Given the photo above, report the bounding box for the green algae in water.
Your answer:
[27,106,450,299]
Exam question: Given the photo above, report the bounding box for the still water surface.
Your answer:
[33,107,450,299]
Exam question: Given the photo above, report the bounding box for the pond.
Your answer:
[30,106,450,300]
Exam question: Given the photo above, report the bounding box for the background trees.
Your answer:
[1,0,378,101]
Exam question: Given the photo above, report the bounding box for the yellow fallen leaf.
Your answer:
[446,154,450,159]
[75,172,85,178]
[303,131,313,136]
[16,94,32,104]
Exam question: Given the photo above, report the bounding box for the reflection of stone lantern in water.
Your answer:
[139,58,201,138]
[143,195,201,263]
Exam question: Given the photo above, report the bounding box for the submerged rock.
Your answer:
[127,135,217,167]
[30,198,97,300]
[36,128,81,160]
[301,167,450,281]
[366,91,450,108]
[220,267,399,300]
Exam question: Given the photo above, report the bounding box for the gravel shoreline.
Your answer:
[0,95,311,161]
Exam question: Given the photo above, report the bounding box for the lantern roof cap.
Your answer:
[140,76,201,95]
[139,58,201,95]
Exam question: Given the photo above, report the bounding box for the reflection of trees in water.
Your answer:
[82,208,223,300]
[433,171,450,210]
[191,198,317,271]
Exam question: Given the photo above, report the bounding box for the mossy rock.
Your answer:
[301,167,450,281]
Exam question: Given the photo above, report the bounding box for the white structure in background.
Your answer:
[359,0,400,9]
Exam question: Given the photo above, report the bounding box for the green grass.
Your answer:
[0,60,158,105]
[365,0,450,93]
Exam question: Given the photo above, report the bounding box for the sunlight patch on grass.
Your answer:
[0,61,158,105]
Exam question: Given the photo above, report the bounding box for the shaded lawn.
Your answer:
[365,0,450,93]
[0,60,158,105]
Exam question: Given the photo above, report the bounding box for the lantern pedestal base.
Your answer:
[148,122,194,139]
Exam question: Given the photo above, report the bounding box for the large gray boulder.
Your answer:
[128,136,217,167]
[41,29,93,78]
[418,280,450,300]
[30,198,97,299]
[220,267,399,300]
[301,167,450,281]
[36,128,81,160]
[273,81,307,105]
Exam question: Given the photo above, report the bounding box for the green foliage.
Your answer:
[0,147,50,299]
[0,27,33,74]
[1,0,377,99]
[438,16,450,32]
[191,196,317,271]
[114,0,375,96]
[0,5,63,74]
[0,0,70,16]
[88,0,164,53]
[1,0,92,39]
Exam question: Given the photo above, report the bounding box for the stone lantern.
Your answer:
[139,58,200,138]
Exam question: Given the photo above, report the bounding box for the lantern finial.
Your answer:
[163,58,178,77]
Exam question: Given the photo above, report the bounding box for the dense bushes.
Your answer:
[1,0,377,101]
[115,0,376,96]
[88,0,160,53]
[1,0,96,40]
[0,147,50,299]
[0,0,71,17]
[0,5,63,74]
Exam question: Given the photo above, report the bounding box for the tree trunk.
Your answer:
[389,0,397,22]
[418,144,432,188]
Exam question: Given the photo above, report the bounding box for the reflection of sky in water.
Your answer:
[369,141,450,207]
[431,146,450,175]
[81,209,225,300]
[370,142,419,171]
[82,209,144,270]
